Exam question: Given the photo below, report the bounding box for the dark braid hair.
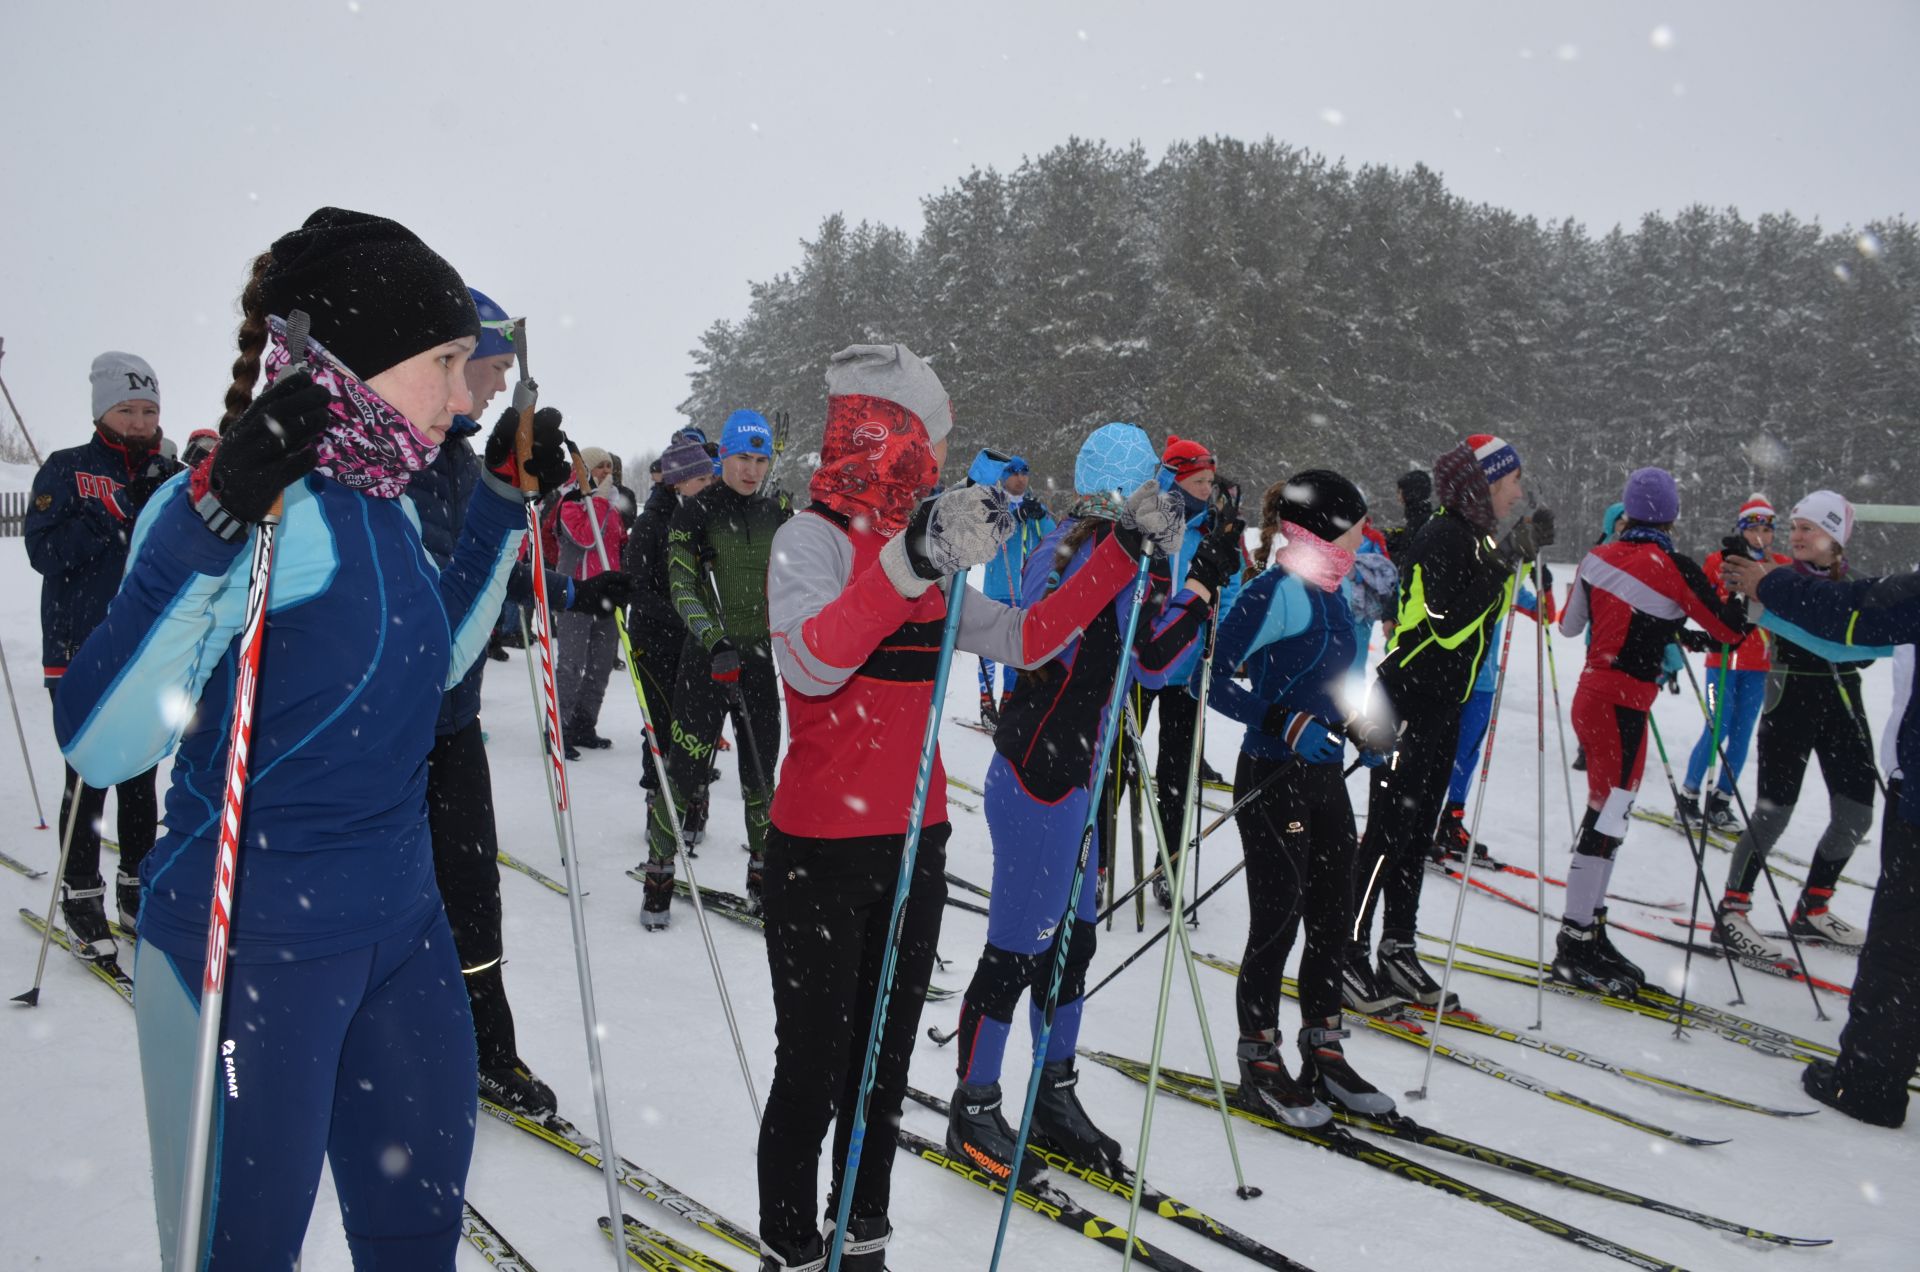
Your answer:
[220,250,275,433]
[1243,479,1290,585]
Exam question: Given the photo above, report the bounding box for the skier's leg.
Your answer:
[56,760,108,889]
[1299,761,1360,1023]
[135,942,361,1271]
[329,908,477,1270]
[1234,752,1306,1038]
[575,612,620,735]
[1727,688,1813,893]
[1154,684,1198,850]
[1447,689,1494,807]
[552,607,593,734]
[1714,669,1768,794]
[426,720,518,1074]
[1375,702,1464,941]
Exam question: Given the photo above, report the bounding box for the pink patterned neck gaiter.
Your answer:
[262,314,440,499]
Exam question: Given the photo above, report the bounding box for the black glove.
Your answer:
[1184,519,1245,594]
[483,406,571,495]
[1529,507,1556,549]
[200,371,332,536]
[709,638,741,684]
[1505,518,1543,562]
[1675,627,1716,653]
[125,450,185,512]
[1341,709,1399,757]
[570,571,640,615]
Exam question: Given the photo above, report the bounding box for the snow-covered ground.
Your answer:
[2,529,1914,1272]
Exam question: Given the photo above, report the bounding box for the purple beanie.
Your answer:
[1622,467,1680,524]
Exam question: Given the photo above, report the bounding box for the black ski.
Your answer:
[904,1087,1311,1271]
[478,1099,760,1260]
[0,848,46,879]
[16,907,133,999]
[1083,1052,1690,1271]
[599,1212,740,1270]
[893,1126,1203,1271]
[1095,1053,1826,1249]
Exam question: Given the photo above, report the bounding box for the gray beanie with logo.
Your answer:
[90,351,160,419]
[824,344,952,444]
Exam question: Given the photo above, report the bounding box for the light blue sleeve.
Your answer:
[434,472,530,690]
[1760,609,1895,663]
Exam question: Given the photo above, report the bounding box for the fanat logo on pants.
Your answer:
[221,1038,239,1099]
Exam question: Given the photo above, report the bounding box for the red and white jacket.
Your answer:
[1559,538,1745,710]
[766,504,1138,840]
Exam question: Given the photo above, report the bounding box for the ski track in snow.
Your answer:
[2,529,1915,1271]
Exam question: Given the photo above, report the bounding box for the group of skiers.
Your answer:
[17,203,1919,1272]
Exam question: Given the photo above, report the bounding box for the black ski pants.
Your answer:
[757,821,950,1250]
[1132,684,1206,858]
[50,690,156,891]
[1354,686,1464,949]
[1829,782,1920,1123]
[1236,752,1358,1034]
[650,640,779,862]
[1729,669,1878,896]
[426,718,519,1071]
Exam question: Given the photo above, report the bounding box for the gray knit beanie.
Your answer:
[824,344,952,444]
[90,351,160,419]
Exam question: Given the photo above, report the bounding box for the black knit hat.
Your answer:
[1397,469,1431,505]
[259,207,479,380]
[1280,469,1368,543]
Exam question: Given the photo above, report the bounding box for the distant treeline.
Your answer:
[680,135,1920,563]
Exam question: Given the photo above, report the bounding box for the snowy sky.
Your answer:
[2,1,1915,464]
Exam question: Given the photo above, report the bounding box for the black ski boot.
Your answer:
[1030,1060,1124,1173]
[479,1057,558,1119]
[1589,908,1646,992]
[826,1214,891,1271]
[1704,789,1736,832]
[978,690,999,732]
[115,869,141,933]
[640,860,674,931]
[757,1231,825,1272]
[1572,745,1587,772]
[1233,1033,1331,1128]
[1801,1059,1905,1129]
[1675,788,1705,829]
[1198,757,1225,786]
[60,880,117,962]
[1551,916,1638,996]
[1431,801,1488,865]
[1339,942,1406,1014]
[1152,873,1173,911]
[1377,937,1459,1011]
[744,855,765,917]
[946,1081,1044,1190]
[1298,1015,1395,1115]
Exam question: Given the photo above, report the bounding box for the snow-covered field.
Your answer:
[2,528,1914,1272]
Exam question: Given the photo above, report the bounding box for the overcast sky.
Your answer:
[2,1,1915,464]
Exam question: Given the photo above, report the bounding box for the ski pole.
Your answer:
[1410,559,1528,1101]
[11,770,88,1006]
[1118,694,1260,1272]
[1086,856,1251,1002]
[509,328,629,1272]
[172,310,310,1270]
[1541,610,1579,839]
[825,577,969,1272]
[1675,655,1829,1022]
[989,550,1152,1272]
[0,337,44,465]
[1128,687,1147,932]
[614,610,761,1122]
[1532,561,1547,1031]
[1643,703,1748,1031]
[1827,663,1894,804]
[0,639,47,828]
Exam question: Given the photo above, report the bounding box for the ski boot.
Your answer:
[115,869,141,933]
[1233,1032,1331,1127]
[1704,789,1736,832]
[1675,788,1705,829]
[1198,756,1225,787]
[1030,1059,1124,1174]
[1339,942,1405,1014]
[1551,916,1638,996]
[1712,894,1782,961]
[1790,888,1864,950]
[946,1081,1044,1190]
[479,1057,558,1119]
[824,1215,890,1271]
[685,795,710,848]
[745,855,765,917]
[60,880,117,962]
[1298,1015,1396,1115]
[1802,1059,1904,1129]
[978,690,999,733]
[757,1232,826,1272]
[1431,801,1489,866]
[1152,873,1173,911]
[1378,936,1459,1011]
[640,861,675,931]
[1572,745,1587,772]
[1588,908,1646,993]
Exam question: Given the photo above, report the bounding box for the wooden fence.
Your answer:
[0,490,29,537]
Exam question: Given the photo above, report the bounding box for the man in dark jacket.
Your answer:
[27,352,180,958]
[1348,435,1544,1011]
[408,288,636,1117]
[1382,469,1432,570]
[1726,550,1920,1127]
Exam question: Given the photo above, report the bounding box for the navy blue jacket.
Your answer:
[1756,566,1920,824]
[408,415,570,736]
[57,468,527,961]
[24,429,151,682]
[1209,566,1365,762]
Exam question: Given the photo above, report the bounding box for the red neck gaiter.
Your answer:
[808,394,939,538]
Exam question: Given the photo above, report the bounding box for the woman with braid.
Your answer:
[640,408,789,927]
[55,208,572,1270]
